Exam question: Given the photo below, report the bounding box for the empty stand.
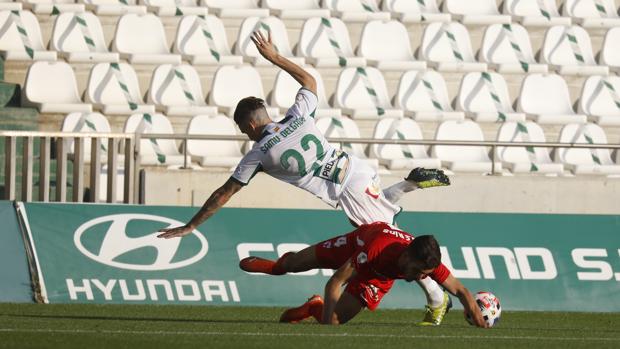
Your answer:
[562,0,620,28]
[443,0,510,24]
[142,0,207,17]
[556,123,620,175]
[418,22,487,72]
[518,73,587,124]
[323,0,389,22]
[540,25,609,76]
[578,75,620,126]
[61,112,112,163]
[456,72,526,122]
[50,12,119,63]
[270,69,341,118]
[503,0,570,26]
[599,27,620,73]
[381,0,451,23]
[83,0,147,15]
[235,16,303,66]
[262,0,329,19]
[0,10,56,61]
[297,17,366,67]
[200,0,268,18]
[112,14,181,64]
[124,113,189,166]
[315,115,378,169]
[186,114,243,167]
[23,0,84,14]
[479,23,548,73]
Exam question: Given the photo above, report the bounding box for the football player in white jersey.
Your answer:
[158,30,451,325]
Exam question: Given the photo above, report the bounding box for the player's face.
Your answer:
[400,255,435,282]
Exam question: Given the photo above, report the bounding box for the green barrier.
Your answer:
[20,203,620,311]
[0,201,33,302]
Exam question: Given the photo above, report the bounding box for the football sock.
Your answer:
[382,181,418,204]
[417,277,445,308]
[271,252,294,275]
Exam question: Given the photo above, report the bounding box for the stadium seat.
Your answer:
[562,0,620,28]
[0,0,22,11]
[578,75,620,126]
[418,22,487,72]
[147,64,217,116]
[22,61,92,113]
[112,14,181,64]
[85,62,155,115]
[315,115,378,170]
[517,73,587,125]
[322,0,390,22]
[456,72,526,123]
[393,70,464,121]
[357,20,426,71]
[142,0,207,17]
[496,121,564,174]
[186,114,243,168]
[173,15,242,66]
[208,65,279,118]
[270,69,341,118]
[381,0,451,23]
[22,0,84,14]
[50,12,119,63]
[540,25,609,76]
[333,67,403,119]
[200,0,268,18]
[82,0,147,15]
[443,0,510,24]
[61,112,112,163]
[431,120,501,173]
[296,17,366,67]
[479,23,548,74]
[370,117,441,170]
[0,10,56,61]
[503,0,570,26]
[124,113,189,166]
[599,27,620,74]
[235,16,304,66]
[261,0,329,19]
[555,123,620,175]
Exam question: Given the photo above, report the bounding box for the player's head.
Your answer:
[399,235,442,282]
[233,96,271,141]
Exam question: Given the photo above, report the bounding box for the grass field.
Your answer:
[0,304,619,349]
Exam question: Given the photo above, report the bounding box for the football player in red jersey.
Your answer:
[239,222,487,327]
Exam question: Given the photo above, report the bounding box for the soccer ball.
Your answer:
[466,291,501,327]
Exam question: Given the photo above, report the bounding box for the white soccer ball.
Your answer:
[466,291,501,327]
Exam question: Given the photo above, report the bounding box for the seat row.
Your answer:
[62,111,620,176]
[2,0,620,27]
[22,61,620,126]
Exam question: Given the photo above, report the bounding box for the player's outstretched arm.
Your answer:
[156,178,242,239]
[251,30,316,95]
[441,274,488,328]
[322,259,356,325]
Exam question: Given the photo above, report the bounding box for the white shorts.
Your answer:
[338,157,401,226]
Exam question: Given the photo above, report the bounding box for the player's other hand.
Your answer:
[465,309,489,328]
[251,30,278,62]
[157,225,194,239]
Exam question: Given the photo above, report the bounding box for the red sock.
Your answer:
[271,252,294,275]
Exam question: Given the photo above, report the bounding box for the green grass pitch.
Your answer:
[0,304,619,349]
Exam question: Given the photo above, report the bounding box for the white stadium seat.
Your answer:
[208,65,279,118]
[562,0,620,28]
[496,121,564,174]
[443,0,511,24]
[22,61,92,113]
[200,0,268,18]
[85,62,154,115]
[297,17,366,67]
[540,25,609,76]
[315,115,378,169]
[394,70,464,121]
[50,12,119,63]
[418,22,487,72]
[173,15,242,66]
[370,117,441,170]
[456,72,526,123]
[479,23,548,74]
[503,0,570,26]
[0,0,22,11]
[262,0,329,19]
[270,69,341,118]
[82,0,147,15]
[518,73,587,125]
[124,113,190,166]
[142,0,207,17]
[556,123,620,175]
[333,67,403,119]
[357,20,426,71]
[186,114,243,168]
[61,112,112,163]
[235,16,304,66]
[147,64,217,116]
[432,120,501,173]
[0,10,56,61]
[599,27,620,74]
[322,0,390,22]
[381,0,451,23]
[22,0,84,14]
[578,75,620,126]
[112,14,181,64]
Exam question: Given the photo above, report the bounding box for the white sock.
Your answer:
[416,277,445,308]
[382,180,418,204]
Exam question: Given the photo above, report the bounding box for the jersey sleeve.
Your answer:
[231,148,262,186]
[430,263,451,284]
[286,88,318,119]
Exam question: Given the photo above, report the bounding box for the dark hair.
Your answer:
[405,235,441,269]
[234,96,266,125]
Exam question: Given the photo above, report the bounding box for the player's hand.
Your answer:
[465,309,489,328]
[251,30,278,62]
[157,225,194,239]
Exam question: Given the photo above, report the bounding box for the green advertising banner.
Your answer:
[20,202,620,312]
[0,201,33,302]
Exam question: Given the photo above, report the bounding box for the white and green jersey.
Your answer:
[231,88,349,207]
